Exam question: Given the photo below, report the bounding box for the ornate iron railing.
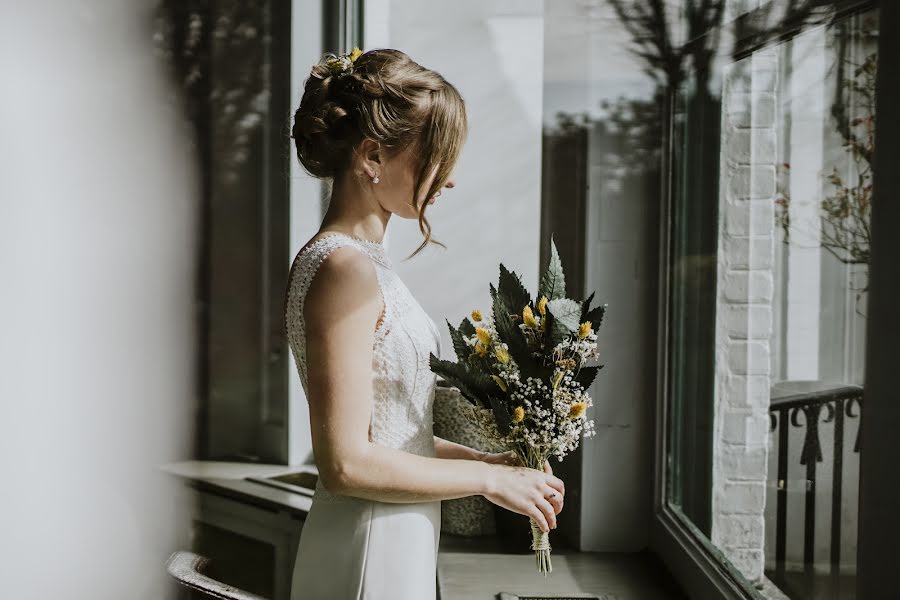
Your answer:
[767,383,863,583]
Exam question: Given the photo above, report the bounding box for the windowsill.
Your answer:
[437,533,687,599]
[159,459,313,517]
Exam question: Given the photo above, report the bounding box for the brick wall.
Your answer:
[711,47,778,584]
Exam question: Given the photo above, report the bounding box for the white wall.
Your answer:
[0,3,195,596]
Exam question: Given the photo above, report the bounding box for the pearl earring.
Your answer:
[372,174,380,184]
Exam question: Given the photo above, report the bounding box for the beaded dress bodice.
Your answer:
[284,233,442,502]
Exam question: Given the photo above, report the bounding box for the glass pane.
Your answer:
[666,4,877,597]
[152,1,292,462]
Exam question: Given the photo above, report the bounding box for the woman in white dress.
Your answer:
[284,48,566,600]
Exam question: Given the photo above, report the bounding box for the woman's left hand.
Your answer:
[478,450,556,475]
[478,449,524,467]
[478,450,563,515]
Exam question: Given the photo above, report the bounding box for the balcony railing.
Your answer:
[766,382,863,592]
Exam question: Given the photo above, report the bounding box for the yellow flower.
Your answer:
[568,401,588,419]
[495,347,510,364]
[471,309,483,322]
[522,305,538,328]
[578,321,592,339]
[349,47,363,62]
[491,375,508,392]
[474,341,488,356]
[537,295,548,316]
[512,406,525,422]
[475,327,492,345]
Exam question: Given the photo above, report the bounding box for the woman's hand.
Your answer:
[479,451,559,484]
[478,450,523,467]
[480,456,565,533]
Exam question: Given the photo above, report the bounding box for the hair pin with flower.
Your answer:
[324,47,364,76]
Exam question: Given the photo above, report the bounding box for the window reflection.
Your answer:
[663,2,877,597]
[152,0,292,462]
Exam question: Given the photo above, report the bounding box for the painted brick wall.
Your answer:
[711,46,778,584]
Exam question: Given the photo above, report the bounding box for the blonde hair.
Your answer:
[291,48,468,258]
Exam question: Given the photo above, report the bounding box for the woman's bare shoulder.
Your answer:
[302,243,381,329]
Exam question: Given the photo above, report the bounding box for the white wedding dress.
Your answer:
[284,232,443,600]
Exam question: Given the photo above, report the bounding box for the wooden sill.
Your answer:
[437,533,687,600]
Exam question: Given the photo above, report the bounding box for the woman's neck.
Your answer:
[321,173,390,243]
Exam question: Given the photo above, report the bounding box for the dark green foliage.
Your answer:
[491,289,536,374]
[546,298,581,330]
[580,291,595,322]
[498,263,532,315]
[543,298,581,353]
[579,290,606,328]
[447,319,472,362]
[428,354,493,403]
[487,393,512,435]
[575,365,602,391]
[583,303,606,329]
[538,235,566,301]
[543,309,571,353]
[458,316,476,338]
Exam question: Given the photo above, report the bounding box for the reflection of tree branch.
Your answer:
[771,16,876,295]
[152,0,269,181]
[831,21,876,165]
[606,0,683,87]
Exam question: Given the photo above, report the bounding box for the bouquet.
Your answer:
[428,237,605,575]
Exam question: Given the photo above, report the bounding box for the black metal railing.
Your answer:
[767,383,863,585]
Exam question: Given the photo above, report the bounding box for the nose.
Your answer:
[445,178,455,189]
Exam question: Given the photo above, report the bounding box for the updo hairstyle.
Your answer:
[291,48,467,257]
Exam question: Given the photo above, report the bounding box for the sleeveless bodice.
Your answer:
[284,232,442,502]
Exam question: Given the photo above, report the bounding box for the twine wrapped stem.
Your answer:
[519,445,554,576]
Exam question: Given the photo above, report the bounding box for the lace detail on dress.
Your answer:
[284,232,442,503]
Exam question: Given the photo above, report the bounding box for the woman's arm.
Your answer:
[303,246,494,504]
[434,435,486,461]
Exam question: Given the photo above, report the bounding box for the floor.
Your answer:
[438,533,688,600]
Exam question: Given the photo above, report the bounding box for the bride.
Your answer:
[284,48,565,600]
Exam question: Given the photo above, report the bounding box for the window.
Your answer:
[664,2,879,597]
[153,0,293,462]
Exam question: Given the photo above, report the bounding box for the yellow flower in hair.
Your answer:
[476,327,492,345]
[349,47,363,62]
[578,321,592,339]
[512,406,525,422]
[568,401,588,419]
[471,309,483,322]
[495,347,510,364]
[474,341,488,356]
[537,295,548,316]
[522,305,538,328]
[491,375,508,392]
